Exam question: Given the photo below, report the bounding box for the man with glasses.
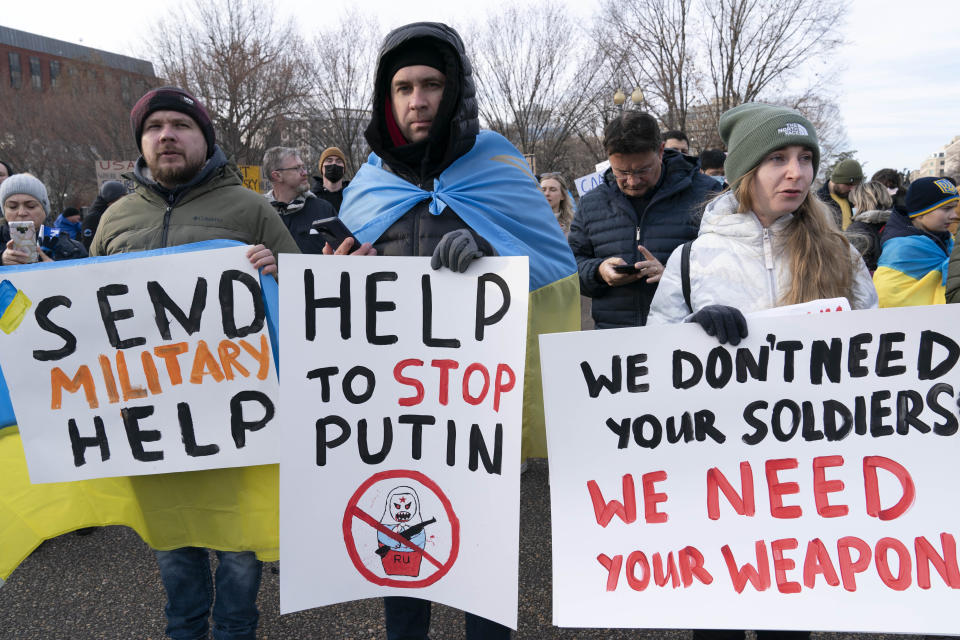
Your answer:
[569,111,721,329]
[263,146,335,253]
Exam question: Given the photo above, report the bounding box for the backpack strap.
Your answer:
[681,240,693,314]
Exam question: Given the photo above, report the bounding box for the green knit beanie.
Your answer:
[719,102,820,187]
[830,159,864,185]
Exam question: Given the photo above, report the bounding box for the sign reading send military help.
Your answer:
[0,245,279,483]
[279,256,528,629]
[540,305,960,634]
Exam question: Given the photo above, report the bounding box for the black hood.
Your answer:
[365,22,479,182]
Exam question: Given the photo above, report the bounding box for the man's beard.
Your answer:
[151,156,206,188]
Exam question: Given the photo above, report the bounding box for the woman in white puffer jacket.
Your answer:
[649,103,877,343]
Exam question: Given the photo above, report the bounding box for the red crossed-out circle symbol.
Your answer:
[342,469,460,588]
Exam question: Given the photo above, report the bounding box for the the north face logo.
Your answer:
[182,96,194,105]
[777,123,808,136]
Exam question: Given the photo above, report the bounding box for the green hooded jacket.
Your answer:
[90,151,299,259]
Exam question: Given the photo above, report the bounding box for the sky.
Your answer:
[3,0,958,176]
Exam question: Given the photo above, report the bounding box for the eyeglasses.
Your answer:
[276,165,307,174]
[611,166,656,179]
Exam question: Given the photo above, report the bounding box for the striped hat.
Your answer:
[905,177,959,218]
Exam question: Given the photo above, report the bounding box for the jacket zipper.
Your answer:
[635,204,651,325]
[161,195,175,248]
[762,227,777,307]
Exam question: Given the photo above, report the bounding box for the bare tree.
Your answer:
[469,2,606,177]
[701,0,845,124]
[0,71,138,213]
[305,10,382,175]
[594,0,696,131]
[589,0,846,154]
[151,0,313,165]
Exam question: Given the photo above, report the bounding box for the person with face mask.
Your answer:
[311,146,350,212]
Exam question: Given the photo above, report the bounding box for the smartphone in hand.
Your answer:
[9,221,39,263]
[311,217,360,252]
[612,264,640,274]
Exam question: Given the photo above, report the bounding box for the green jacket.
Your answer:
[945,236,960,303]
[90,151,299,259]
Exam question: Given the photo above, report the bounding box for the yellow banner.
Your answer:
[238,165,262,193]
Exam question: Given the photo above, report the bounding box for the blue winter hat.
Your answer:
[905,177,959,218]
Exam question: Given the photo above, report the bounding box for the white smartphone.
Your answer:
[9,221,39,263]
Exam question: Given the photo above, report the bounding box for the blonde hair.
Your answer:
[735,168,855,306]
[540,173,574,231]
[850,181,892,212]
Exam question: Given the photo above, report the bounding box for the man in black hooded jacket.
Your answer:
[333,21,512,640]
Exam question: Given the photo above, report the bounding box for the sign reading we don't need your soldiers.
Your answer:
[0,245,280,483]
[541,304,960,634]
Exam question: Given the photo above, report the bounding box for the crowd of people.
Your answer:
[2,18,959,640]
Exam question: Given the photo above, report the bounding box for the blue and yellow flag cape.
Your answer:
[341,130,581,459]
[0,241,279,584]
[874,235,953,307]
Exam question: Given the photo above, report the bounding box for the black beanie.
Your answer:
[383,39,447,86]
[130,86,216,158]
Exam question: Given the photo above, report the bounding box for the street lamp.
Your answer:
[613,88,643,110]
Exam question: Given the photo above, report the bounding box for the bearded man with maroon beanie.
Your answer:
[91,86,298,640]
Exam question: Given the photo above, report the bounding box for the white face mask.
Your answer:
[888,187,898,196]
[711,174,725,185]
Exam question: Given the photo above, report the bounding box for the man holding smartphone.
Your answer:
[568,112,721,329]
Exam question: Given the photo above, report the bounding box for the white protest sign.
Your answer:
[575,170,605,197]
[748,297,850,319]
[279,256,528,629]
[541,305,960,633]
[94,160,136,192]
[0,246,279,483]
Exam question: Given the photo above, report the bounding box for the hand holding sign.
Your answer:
[0,246,280,483]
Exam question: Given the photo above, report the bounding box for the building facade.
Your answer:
[0,25,156,99]
[911,135,960,181]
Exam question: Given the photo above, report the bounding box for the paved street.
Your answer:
[0,459,906,640]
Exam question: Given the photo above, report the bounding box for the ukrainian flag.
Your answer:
[0,241,280,583]
[0,279,31,334]
[341,130,581,459]
[874,235,952,307]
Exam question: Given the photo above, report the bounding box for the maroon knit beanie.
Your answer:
[130,86,216,158]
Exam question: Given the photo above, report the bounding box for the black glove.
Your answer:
[687,305,748,345]
[430,229,493,273]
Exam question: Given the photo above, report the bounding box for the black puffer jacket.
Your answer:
[364,22,480,257]
[568,151,721,329]
[272,193,336,254]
